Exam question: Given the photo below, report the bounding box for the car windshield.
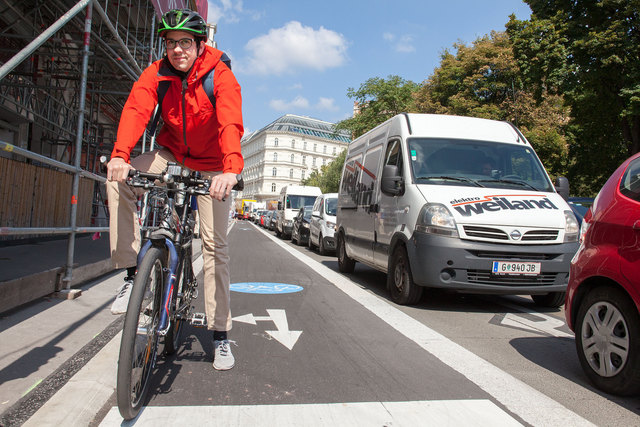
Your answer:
[302,206,313,220]
[408,137,553,192]
[287,195,318,210]
[325,198,337,216]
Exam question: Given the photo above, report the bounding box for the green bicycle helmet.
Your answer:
[158,9,207,38]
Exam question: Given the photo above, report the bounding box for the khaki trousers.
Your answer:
[106,149,232,331]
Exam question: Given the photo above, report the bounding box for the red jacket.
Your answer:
[112,45,244,173]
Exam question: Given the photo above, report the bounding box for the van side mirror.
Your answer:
[277,201,282,210]
[554,176,570,200]
[381,165,404,196]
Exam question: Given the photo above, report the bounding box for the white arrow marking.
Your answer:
[232,309,302,350]
[495,300,573,338]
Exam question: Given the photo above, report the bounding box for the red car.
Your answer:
[565,151,640,396]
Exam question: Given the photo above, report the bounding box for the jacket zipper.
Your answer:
[181,78,190,164]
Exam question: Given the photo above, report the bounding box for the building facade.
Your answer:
[240,114,351,202]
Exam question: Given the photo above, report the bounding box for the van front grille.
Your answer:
[467,270,558,286]
[463,226,508,240]
[463,225,560,242]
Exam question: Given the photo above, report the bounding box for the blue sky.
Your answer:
[206,0,532,134]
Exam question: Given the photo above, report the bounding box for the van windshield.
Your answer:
[287,195,318,210]
[325,198,337,216]
[408,137,553,192]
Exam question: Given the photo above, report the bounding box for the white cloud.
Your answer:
[244,21,348,75]
[207,0,261,24]
[269,96,310,111]
[383,32,415,53]
[316,97,339,111]
[269,95,339,112]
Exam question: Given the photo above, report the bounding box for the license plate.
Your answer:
[492,261,541,276]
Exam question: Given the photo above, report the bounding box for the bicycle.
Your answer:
[107,160,242,420]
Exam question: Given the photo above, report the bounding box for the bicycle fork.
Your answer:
[137,238,179,336]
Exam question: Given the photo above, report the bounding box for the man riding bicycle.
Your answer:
[106,8,243,371]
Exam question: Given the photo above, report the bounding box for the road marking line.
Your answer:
[100,399,522,426]
[256,224,594,426]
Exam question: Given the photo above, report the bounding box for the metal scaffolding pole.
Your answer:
[0,0,92,81]
[62,2,92,287]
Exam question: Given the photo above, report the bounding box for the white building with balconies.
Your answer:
[240,114,351,203]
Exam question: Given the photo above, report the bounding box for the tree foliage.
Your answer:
[507,0,640,194]
[301,148,346,193]
[336,75,419,138]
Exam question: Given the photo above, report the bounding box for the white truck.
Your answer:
[276,185,322,239]
[336,113,579,307]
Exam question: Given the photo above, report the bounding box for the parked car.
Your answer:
[567,197,595,225]
[268,211,278,231]
[261,211,270,227]
[565,151,640,396]
[309,193,338,254]
[291,206,313,246]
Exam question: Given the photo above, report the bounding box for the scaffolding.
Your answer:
[0,0,203,288]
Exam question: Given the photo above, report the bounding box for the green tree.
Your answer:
[415,31,571,179]
[507,0,640,194]
[301,149,346,193]
[336,75,419,138]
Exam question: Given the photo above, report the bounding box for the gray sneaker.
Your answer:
[110,277,134,315]
[213,339,235,370]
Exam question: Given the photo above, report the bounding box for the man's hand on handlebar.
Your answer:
[107,157,134,183]
[209,172,237,201]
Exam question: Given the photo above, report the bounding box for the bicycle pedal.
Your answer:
[189,312,207,327]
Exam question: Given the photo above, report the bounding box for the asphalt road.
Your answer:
[4,220,640,426]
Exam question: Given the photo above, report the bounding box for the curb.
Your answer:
[0,258,114,314]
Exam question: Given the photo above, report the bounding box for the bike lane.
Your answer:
[99,222,591,426]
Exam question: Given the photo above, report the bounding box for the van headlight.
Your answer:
[416,203,459,237]
[564,210,579,242]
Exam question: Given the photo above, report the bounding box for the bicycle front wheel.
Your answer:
[117,246,166,420]
[164,245,193,355]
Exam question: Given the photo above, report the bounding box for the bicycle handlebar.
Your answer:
[99,155,243,195]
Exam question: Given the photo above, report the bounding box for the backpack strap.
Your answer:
[201,53,231,109]
[149,80,170,135]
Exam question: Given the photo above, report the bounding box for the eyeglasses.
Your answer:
[165,38,194,50]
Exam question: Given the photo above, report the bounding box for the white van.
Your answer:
[336,113,579,307]
[309,193,338,254]
[276,185,322,238]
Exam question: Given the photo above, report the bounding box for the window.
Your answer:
[274,138,279,146]
[620,157,640,202]
[312,157,316,167]
[290,168,294,178]
[313,143,317,152]
[291,139,295,148]
[291,154,295,163]
[302,155,307,165]
[333,147,337,155]
[322,158,326,166]
[272,167,277,176]
[323,145,327,154]
[271,183,276,192]
[301,170,306,180]
[273,152,278,162]
[304,141,307,150]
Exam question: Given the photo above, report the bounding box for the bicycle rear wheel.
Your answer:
[117,246,166,420]
[164,246,193,355]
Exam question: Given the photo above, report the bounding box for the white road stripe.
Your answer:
[254,224,594,427]
[100,399,522,426]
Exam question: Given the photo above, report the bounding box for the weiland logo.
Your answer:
[450,194,558,217]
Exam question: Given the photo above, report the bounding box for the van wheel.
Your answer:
[337,232,355,273]
[387,247,423,305]
[318,234,327,255]
[532,292,565,308]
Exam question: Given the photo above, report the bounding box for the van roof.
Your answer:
[404,114,523,145]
